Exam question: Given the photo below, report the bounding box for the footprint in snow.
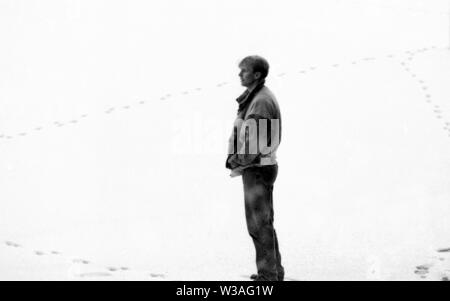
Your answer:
[437,248,450,253]
[414,264,431,278]
[106,266,129,272]
[5,241,21,248]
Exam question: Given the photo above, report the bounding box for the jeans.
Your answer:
[242,165,284,281]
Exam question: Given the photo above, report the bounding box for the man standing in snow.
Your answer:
[226,55,284,281]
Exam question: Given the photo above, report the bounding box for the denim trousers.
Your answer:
[242,164,284,280]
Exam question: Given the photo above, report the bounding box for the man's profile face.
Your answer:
[239,64,260,88]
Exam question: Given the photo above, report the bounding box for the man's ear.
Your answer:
[254,72,262,80]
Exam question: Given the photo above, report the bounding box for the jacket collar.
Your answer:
[236,79,265,114]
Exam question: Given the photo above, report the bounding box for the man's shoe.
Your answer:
[253,275,277,281]
[251,273,284,281]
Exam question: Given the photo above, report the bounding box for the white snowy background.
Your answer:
[1,0,450,280]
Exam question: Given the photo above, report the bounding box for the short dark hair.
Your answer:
[239,55,270,79]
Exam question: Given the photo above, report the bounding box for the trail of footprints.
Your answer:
[0,83,223,141]
[3,240,166,280]
[0,46,444,142]
[400,51,450,280]
[5,239,303,280]
[398,47,450,138]
[9,240,450,281]
[415,248,450,281]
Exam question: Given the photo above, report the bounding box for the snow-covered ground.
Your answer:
[1,0,450,280]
